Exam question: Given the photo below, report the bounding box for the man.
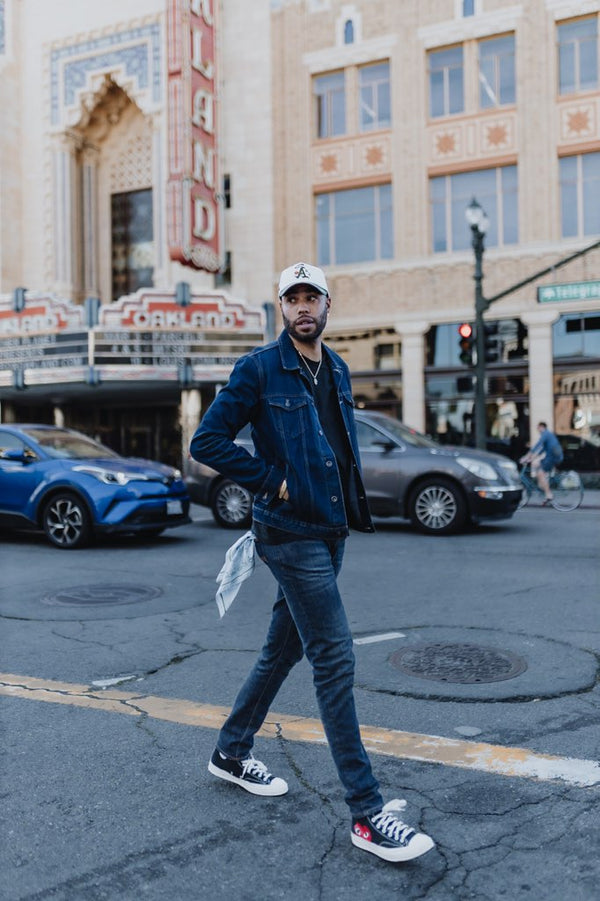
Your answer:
[520,421,564,504]
[190,262,435,863]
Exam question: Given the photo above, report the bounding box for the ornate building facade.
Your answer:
[0,0,599,465]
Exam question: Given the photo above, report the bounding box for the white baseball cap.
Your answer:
[278,262,329,298]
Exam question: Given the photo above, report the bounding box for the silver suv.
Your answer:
[185,410,522,535]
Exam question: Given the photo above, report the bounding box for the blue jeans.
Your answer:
[216,536,383,818]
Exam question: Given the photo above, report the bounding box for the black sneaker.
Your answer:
[351,799,435,862]
[208,749,288,796]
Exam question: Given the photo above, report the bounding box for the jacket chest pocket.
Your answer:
[268,396,310,440]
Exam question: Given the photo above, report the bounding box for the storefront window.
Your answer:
[426,320,528,367]
[553,311,600,358]
[553,312,600,444]
[425,320,529,454]
[352,376,402,419]
[111,189,154,301]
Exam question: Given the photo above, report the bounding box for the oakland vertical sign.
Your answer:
[167,0,221,272]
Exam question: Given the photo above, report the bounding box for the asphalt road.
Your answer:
[1,498,599,901]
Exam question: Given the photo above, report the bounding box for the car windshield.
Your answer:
[23,429,120,460]
[361,413,439,448]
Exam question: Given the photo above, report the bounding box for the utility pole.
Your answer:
[465,199,489,450]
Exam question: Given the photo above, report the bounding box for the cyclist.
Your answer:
[520,421,564,505]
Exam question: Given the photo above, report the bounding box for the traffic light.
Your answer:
[458,322,474,366]
[484,322,500,363]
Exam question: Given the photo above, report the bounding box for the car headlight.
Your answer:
[456,456,499,481]
[73,465,147,485]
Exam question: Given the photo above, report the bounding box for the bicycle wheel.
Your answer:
[550,470,583,511]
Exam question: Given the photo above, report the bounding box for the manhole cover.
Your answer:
[390,642,527,684]
[41,584,163,607]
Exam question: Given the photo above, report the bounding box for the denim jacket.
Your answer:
[190,330,374,539]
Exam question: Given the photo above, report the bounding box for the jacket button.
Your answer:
[326,460,333,467]
[331,496,338,502]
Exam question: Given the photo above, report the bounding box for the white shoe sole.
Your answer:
[208,760,288,796]
[351,831,435,862]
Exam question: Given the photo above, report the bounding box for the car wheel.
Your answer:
[211,480,253,529]
[409,478,466,535]
[42,492,92,549]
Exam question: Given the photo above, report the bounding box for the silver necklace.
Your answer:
[297,349,323,385]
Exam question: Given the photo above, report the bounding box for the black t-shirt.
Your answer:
[306,354,352,489]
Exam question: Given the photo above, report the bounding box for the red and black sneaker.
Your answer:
[208,749,288,796]
[351,799,435,862]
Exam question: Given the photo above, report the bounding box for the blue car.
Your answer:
[0,424,191,549]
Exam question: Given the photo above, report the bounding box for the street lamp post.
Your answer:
[465,197,489,450]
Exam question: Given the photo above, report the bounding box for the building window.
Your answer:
[359,62,391,131]
[111,189,154,301]
[553,312,600,359]
[223,173,231,209]
[560,152,600,238]
[463,0,475,16]
[558,17,598,94]
[314,71,346,138]
[479,35,516,108]
[375,342,401,370]
[430,166,518,252]
[429,46,464,118]
[214,250,232,288]
[316,184,393,265]
[344,19,354,44]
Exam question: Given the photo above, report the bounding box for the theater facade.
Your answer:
[1,0,599,468]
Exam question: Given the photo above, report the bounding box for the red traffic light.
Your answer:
[458,322,473,339]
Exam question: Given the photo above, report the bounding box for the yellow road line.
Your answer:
[1,672,598,787]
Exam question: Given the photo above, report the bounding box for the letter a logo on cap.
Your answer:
[278,261,329,298]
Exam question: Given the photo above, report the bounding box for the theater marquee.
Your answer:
[0,291,264,389]
[167,0,221,272]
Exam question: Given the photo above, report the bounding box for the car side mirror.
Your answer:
[1,448,29,463]
[372,439,396,453]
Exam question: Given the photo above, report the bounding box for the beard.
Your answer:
[282,307,328,345]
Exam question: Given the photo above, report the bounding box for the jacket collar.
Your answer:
[277,329,338,374]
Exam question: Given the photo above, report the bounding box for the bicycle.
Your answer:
[518,463,584,511]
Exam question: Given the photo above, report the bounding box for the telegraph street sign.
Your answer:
[537,280,600,303]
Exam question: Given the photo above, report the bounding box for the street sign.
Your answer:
[537,280,600,303]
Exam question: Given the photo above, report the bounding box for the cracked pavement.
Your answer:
[1,501,599,900]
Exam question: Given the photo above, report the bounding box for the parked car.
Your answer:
[185,411,522,535]
[0,424,190,548]
[556,433,600,472]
